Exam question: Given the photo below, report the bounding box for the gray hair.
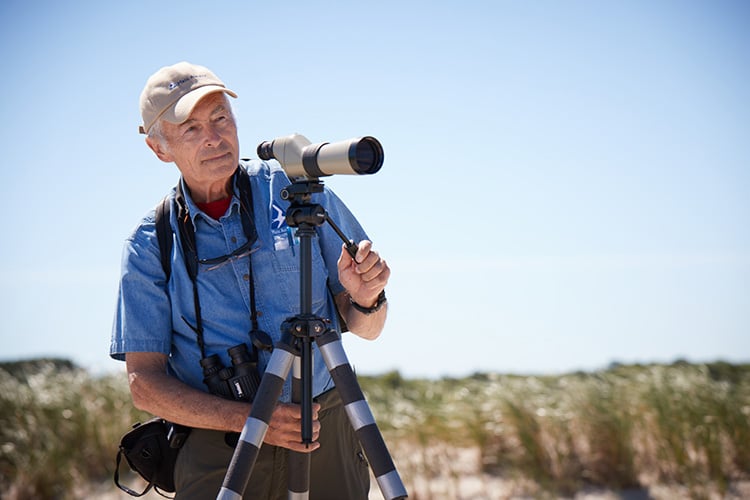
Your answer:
[147,119,167,146]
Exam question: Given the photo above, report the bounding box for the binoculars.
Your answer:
[200,343,261,402]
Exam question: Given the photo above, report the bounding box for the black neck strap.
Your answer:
[174,167,264,359]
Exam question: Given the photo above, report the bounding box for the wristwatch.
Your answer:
[350,290,387,314]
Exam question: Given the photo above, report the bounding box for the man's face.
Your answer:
[149,92,240,200]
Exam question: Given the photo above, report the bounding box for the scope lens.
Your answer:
[351,137,383,174]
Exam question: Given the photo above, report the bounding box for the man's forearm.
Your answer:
[126,352,250,432]
[126,352,321,453]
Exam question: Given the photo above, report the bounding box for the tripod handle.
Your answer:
[325,214,358,260]
[344,240,358,260]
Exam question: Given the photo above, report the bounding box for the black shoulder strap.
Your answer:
[155,195,173,281]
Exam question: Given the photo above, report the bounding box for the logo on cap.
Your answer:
[167,74,209,92]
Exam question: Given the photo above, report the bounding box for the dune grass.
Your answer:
[357,361,750,498]
[1,358,748,499]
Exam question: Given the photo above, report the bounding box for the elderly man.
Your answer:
[111,62,390,499]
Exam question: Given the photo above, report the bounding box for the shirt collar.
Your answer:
[180,172,242,225]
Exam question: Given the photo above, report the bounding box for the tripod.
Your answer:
[217,179,407,500]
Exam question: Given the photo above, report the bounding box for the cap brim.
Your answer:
[162,85,238,125]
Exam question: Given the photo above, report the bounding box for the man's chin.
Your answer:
[204,159,239,177]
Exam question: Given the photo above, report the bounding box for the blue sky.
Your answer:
[0,1,748,378]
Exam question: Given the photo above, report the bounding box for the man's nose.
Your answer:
[203,124,222,147]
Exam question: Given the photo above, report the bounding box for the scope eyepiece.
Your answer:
[257,141,275,161]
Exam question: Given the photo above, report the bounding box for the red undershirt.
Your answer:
[197,197,232,220]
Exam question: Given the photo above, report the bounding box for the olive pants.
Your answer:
[174,389,370,499]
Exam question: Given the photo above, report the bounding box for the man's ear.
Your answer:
[145,136,174,163]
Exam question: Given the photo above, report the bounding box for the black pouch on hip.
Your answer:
[114,417,190,497]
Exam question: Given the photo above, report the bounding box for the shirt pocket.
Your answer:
[256,241,329,311]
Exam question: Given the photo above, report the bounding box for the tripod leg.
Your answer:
[317,330,409,500]
[288,355,311,499]
[217,342,296,500]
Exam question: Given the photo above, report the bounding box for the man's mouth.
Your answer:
[202,151,231,163]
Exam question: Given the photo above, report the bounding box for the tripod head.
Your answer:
[281,179,324,203]
[281,179,359,259]
[280,180,325,228]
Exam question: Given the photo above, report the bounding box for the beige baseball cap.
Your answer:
[138,61,237,135]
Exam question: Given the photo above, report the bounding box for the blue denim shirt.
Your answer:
[110,159,368,402]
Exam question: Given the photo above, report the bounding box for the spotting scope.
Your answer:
[257,133,384,179]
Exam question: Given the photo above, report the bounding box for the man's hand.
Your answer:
[337,240,390,308]
[264,402,322,452]
[336,240,390,340]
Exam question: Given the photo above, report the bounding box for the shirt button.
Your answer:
[243,274,249,281]
[231,236,237,243]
